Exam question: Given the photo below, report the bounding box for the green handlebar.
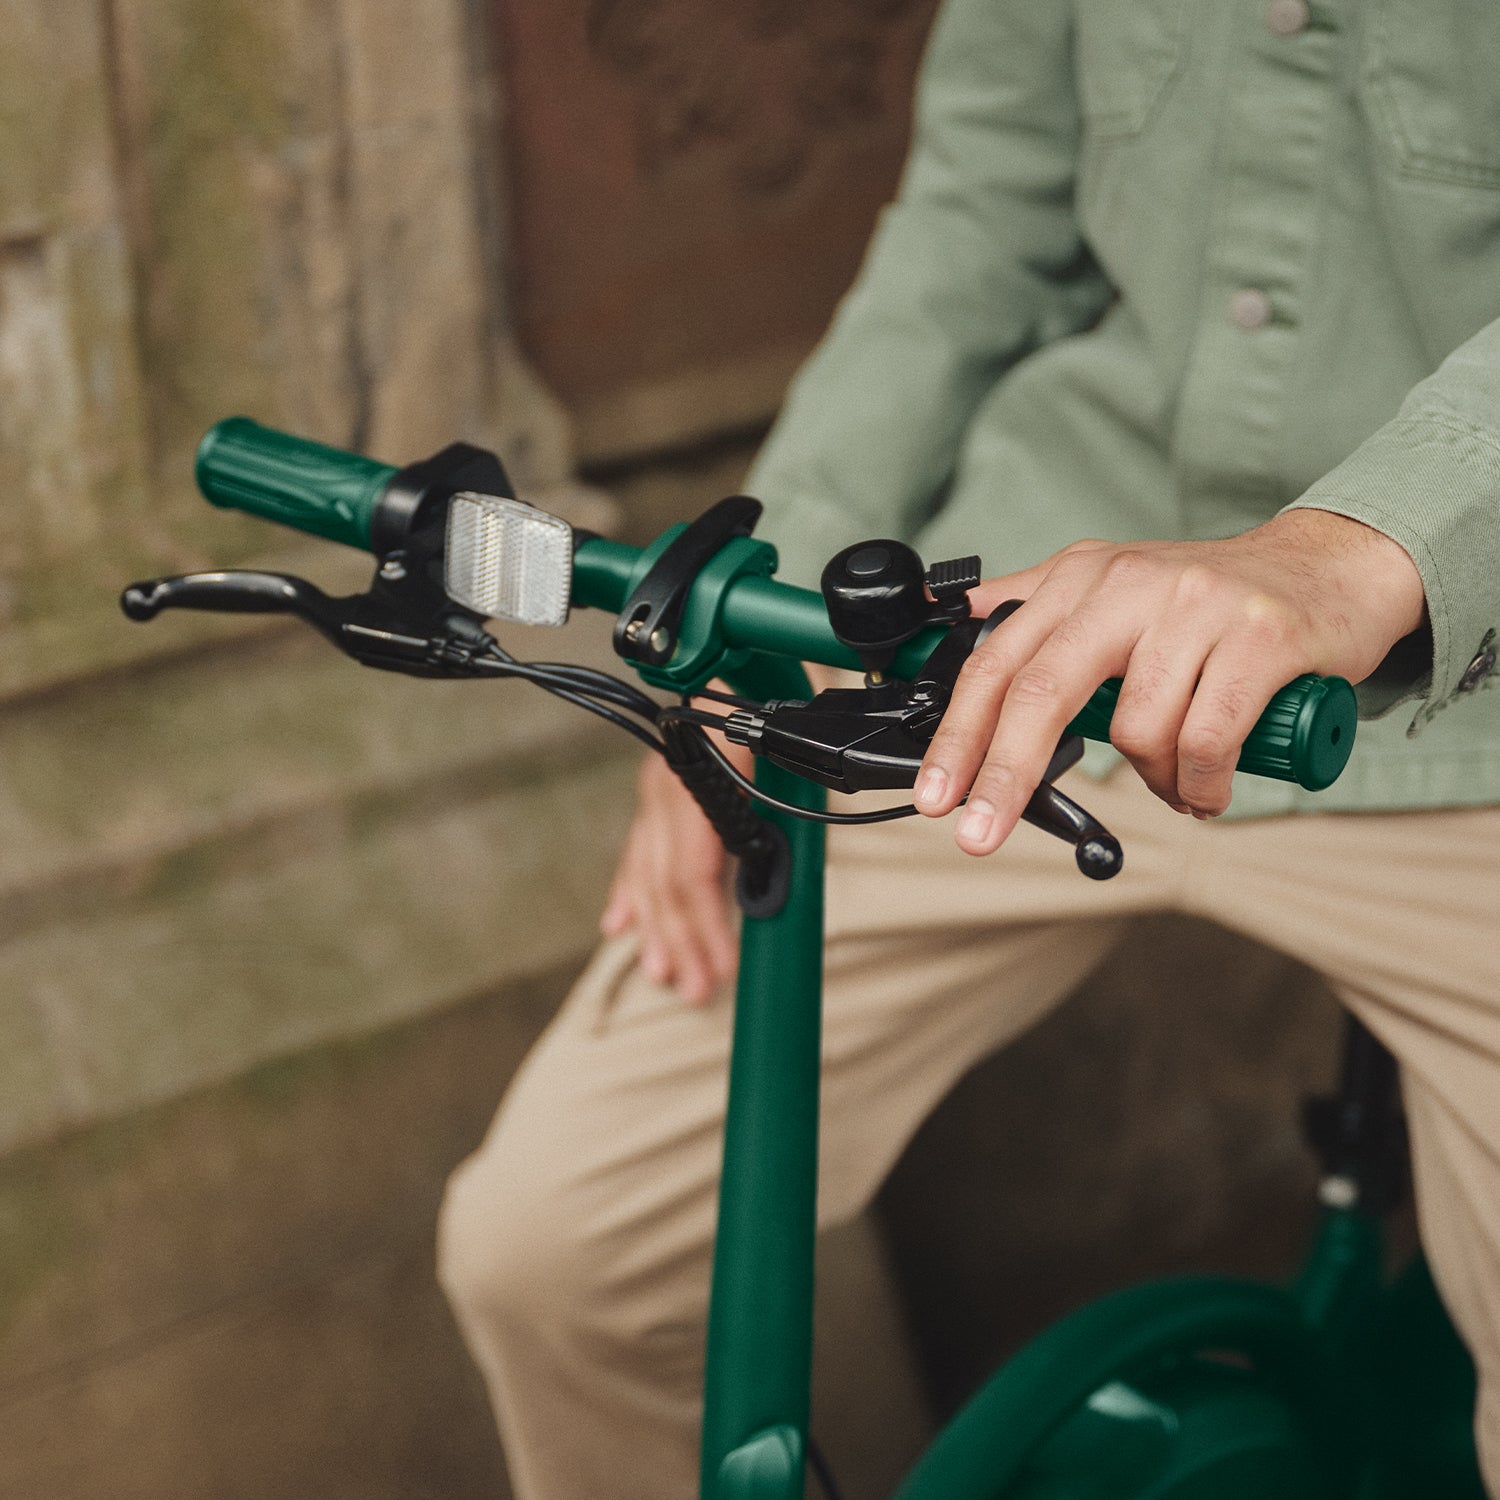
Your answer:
[195,417,398,551]
[189,419,1356,790]
[574,540,1357,792]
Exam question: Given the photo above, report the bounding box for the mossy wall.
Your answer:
[0,3,614,1494]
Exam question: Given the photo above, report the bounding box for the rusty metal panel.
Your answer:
[493,0,939,459]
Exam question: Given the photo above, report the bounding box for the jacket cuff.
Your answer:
[1284,411,1500,734]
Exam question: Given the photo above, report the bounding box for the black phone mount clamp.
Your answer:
[121,443,516,679]
[611,496,777,691]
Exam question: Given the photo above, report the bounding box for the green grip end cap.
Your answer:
[1288,673,1358,791]
[1229,673,1357,790]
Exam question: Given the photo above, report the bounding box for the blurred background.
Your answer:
[1,1,1354,1495]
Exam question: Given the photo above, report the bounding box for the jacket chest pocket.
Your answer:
[1074,0,1190,138]
[1366,0,1500,188]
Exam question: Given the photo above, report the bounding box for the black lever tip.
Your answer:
[1076,834,1124,880]
[120,582,164,621]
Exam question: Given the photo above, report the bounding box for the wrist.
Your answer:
[1268,506,1428,643]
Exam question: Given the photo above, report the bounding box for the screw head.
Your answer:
[648,626,672,656]
[379,559,407,581]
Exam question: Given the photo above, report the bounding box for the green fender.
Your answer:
[894,1277,1353,1500]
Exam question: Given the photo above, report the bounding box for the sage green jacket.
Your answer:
[747,0,1500,818]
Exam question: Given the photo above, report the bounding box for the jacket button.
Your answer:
[1229,289,1273,331]
[1267,0,1310,36]
[1458,646,1496,694]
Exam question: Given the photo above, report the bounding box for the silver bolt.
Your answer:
[649,627,672,656]
[380,559,407,581]
[625,619,645,641]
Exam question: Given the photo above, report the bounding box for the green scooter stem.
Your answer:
[701,654,827,1500]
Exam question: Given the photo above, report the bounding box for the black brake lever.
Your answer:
[120,568,497,678]
[123,570,343,630]
[723,693,1118,877]
[722,595,1123,879]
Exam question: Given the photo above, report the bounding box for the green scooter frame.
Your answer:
[122,419,1484,1500]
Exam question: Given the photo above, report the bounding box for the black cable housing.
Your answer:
[658,707,927,826]
[658,716,790,916]
[469,642,926,830]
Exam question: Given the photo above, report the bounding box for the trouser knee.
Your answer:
[437,1132,698,1362]
[436,1144,585,1342]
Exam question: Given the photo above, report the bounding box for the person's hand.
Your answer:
[913,508,1427,854]
[599,727,749,1006]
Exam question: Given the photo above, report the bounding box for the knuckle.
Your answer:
[1049,549,1105,587]
[1209,678,1252,726]
[921,727,958,765]
[1120,651,1172,707]
[1100,548,1154,591]
[1178,721,1234,774]
[1047,611,1089,652]
[957,645,1011,692]
[1007,663,1063,709]
[1240,595,1297,650]
[1110,712,1168,761]
[1172,562,1220,611]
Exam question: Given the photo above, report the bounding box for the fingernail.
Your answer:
[957,800,995,846]
[642,949,668,983]
[915,766,948,809]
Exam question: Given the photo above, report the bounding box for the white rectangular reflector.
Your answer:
[445,491,573,627]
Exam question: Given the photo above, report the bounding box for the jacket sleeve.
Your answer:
[745,0,1111,590]
[1285,313,1500,730]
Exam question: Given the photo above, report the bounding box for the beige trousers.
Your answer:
[437,766,1500,1499]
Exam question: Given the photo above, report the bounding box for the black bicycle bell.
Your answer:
[821,539,980,677]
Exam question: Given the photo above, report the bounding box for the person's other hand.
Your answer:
[913,508,1427,854]
[599,729,748,1006]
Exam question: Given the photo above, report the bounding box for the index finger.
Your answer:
[954,628,1125,854]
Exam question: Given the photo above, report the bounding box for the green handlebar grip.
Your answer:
[195,417,399,552]
[1066,671,1357,791]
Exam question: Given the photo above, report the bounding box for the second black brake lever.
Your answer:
[721,597,1123,879]
[724,692,1119,879]
[120,568,497,678]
